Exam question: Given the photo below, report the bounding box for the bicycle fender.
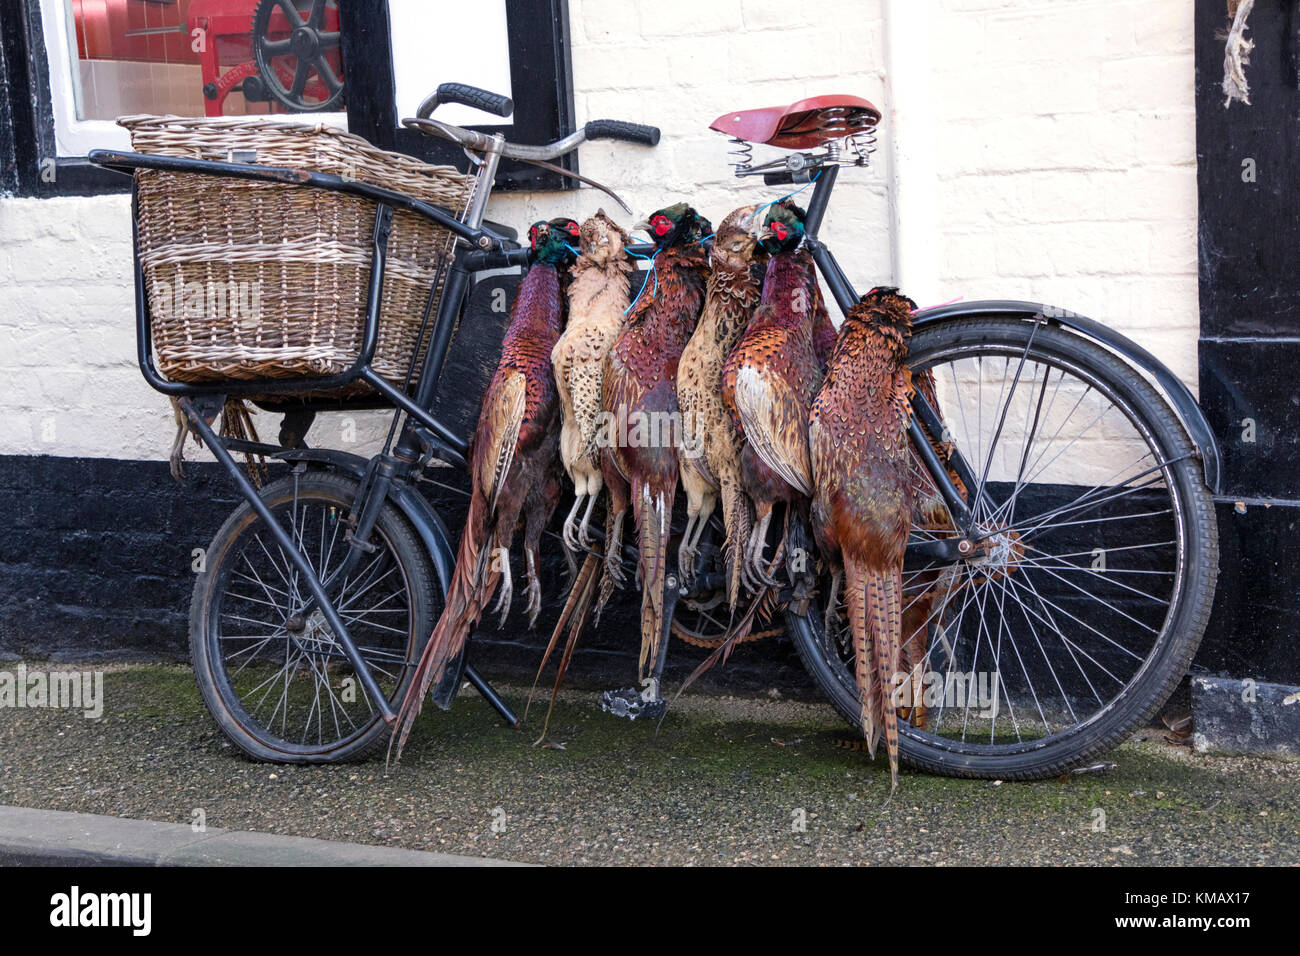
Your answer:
[272,448,467,708]
[910,299,1223,495]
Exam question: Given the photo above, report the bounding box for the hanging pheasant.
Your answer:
[721,201,823,589]
[552,211,633,557]
[809,286,917,789]
[600,203,710,689]
[676,204,765,606]
[390,219,576,760]
[893,368,969,729]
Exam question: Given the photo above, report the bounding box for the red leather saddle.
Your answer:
[709,94,881,149]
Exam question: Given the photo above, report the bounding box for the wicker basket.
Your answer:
[121,115,476,393]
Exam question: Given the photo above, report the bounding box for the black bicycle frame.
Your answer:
[89,147,523,725]
[88,137,1221,723]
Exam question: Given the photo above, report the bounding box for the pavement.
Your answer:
[0,804,524,866]
[1,661,1298,866]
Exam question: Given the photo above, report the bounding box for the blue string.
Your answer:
[747,169,823,227]
[622,231,714,315]
[624,247,659,314]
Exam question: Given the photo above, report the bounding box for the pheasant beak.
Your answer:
[754,224,775,244]
[631,218,651,235]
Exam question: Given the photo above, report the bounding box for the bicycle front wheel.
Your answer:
[190,470,439,763]
[790,317,1218,780]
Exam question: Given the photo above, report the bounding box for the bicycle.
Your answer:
[90,85,1220,779]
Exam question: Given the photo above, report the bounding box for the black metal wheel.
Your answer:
[190,470,439,762]
[788,318,1218,780]
[251,0,344,113]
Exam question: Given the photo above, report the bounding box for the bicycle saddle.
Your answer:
[709,94,881,149]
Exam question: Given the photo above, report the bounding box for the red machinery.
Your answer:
[74,0,344,116]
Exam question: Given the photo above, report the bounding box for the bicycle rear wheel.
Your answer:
[190,470,439,762]
[789,318,1218,780]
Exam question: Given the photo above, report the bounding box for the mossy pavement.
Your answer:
[0,662,1296,865]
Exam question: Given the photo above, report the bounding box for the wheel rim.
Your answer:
[208,484,415,753]
[253,0,344,113]
[815,330,1188,755]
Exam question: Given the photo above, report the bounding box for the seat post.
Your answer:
[802,162,838,240]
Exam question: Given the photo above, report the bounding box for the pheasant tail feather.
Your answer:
[845,557,902,788]
[390,485,492,762]
[719,472,752,610]
[633,478,674,682]
[845,557,902,789]
[526,550,601,727]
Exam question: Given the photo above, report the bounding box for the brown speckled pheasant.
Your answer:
[675,205,765,606]
[721,201,823,589]
[601,203,710,686]
[390,220,576,760]
[809,286,917,789]
[552,211,633,556]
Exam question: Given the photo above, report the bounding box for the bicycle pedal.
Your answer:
[600,687,666,722]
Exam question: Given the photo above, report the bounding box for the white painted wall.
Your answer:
[0,0,1197,463]
[929,0,1200,389]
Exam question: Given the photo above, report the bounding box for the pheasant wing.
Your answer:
[478,370,527,511]
[732,363,814,497]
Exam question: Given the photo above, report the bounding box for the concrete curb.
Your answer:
[0,805,529,866]
[1191,675,1300,756]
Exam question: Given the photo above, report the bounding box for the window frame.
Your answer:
[0,0,577,198]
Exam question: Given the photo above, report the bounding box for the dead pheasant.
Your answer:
[721,201,823,589]
[676,205,765,606]
[390,219,576,760]
[600,203,710,688]
[809,286,917,789]
[552,211,633,556]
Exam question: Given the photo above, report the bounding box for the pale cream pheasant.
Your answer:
[550,210,633,554]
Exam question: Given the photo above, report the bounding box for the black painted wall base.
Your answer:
[1200,500,1300,686]
[0,454,1291,690]
[0,454,812,695]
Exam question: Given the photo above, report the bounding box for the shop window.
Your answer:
[1,0,575,196]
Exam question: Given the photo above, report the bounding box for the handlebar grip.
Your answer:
[584,119,661,146]
[463,247,531,272]
[435,83,514,118]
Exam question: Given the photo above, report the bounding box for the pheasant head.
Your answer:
[756,199,806,255]
[529,218,580,266]
[710,204,763,275]
[636,202,711,251]
[844,286,917,355]
[577,209,629,268]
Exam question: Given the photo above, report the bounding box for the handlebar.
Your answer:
[405,82,659,162]
[417,83,514,121]
[583,119,660,146]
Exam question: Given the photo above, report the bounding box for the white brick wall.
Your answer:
[0,0,1197,461]
[930,0,1200,389]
